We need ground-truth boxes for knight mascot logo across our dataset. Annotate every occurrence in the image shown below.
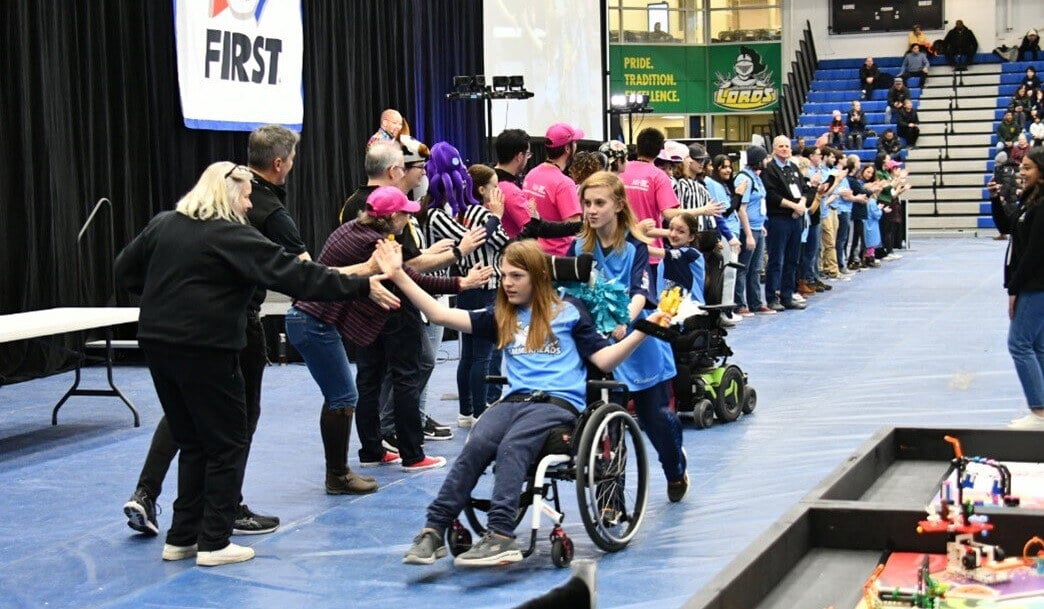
[713,46,778,111]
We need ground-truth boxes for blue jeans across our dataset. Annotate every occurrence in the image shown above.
[765,214,803,304]
[836,211,852,268]
[800,223,821,282]
[284,307,358,410]
[456,288,498,418]
[1008,290,1044,408]
[424,400,575,536]
[735,229,765,309]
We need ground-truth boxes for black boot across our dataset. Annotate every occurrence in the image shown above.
[320,406,378,495]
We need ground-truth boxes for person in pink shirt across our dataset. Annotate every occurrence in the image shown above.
[522,123,584,254]
[492,129,533,238]
[618,128,681,264]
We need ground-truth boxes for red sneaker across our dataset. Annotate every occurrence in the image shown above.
[401,456,447,472]
[360,451,402,467]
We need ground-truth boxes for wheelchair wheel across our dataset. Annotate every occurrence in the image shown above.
[575,404,648,553]
[550,527,573,568]
[463,497,529,538]
[447,521,473,556]
[741,385,757,415]
[693,398,715,429]
[713,365,744,422]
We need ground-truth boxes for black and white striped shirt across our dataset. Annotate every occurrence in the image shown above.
[426,204,509,289]
[672,176,718,231]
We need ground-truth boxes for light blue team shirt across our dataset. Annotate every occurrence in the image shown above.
[570,232,676,391]
[468,298,610,411]
[704,177,741,238]
[834,176,853,214]
[733,170,766,231]
[657,246,705,304]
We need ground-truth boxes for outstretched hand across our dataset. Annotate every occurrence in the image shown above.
[373,239,403,277]
[487,186,504,218]
[368,275,400,310]
[458,227,488,256]
[461,263,493,289]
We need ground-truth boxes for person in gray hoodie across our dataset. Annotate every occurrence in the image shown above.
[899,44,930,89]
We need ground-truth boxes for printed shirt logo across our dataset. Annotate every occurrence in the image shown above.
[211,0,268,21]
[507,324,562,356]
[713,45,778,111]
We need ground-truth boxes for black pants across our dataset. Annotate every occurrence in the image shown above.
[136,318,265,504]
[141,340,250,551]
[898,124,920,147]
[355,308,427,465]
[900,70,927,89]
[849,217,866,263]
[947,44,977,67]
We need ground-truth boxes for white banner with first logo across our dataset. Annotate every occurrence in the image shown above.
[174,0,303,131]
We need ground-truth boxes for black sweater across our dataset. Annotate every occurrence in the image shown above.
[991,191,1044,295]
[115,211,370,350]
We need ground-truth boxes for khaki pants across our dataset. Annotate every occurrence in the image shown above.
[819,209,839,276]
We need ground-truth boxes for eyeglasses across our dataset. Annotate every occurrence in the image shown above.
[224,164,250,180]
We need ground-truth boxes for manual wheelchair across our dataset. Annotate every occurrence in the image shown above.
[446,377,649,568]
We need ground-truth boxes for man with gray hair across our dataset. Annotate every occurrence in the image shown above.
[122,124,310,537]
[367,108,404,151]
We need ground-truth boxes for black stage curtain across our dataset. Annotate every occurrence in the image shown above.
[0,0,484,383]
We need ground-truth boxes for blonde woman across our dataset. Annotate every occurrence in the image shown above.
[115,162,396,566]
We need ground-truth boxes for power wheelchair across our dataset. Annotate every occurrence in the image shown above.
[445,254,650,568]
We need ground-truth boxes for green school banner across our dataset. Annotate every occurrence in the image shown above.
[609,42,781,114]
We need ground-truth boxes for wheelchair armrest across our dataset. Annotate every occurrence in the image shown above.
[587,379,628,394]
[725,261,746,270]
[485,375,508,385]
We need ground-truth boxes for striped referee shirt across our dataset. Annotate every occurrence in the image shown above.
[426,203,510,289]
[672,176,718,232]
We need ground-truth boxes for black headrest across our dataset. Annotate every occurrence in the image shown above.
[546,253,594,283]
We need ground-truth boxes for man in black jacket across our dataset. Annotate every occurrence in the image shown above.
[859,56,894,100]
[944,20,979,68]
[886,78,911,123]
[123,125,310,538]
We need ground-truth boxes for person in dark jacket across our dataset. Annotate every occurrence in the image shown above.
[1021,66,1041,94]
[997,110,1021,150]
[846,100,868,149]
[858,56,893,100]
[885,77,910,123]
[1019,29,1040,62]
[989,147,1044,429]
[943,19,978,68]
[877,129,904,158]
[896,99,921,148]
[115,162,399,566]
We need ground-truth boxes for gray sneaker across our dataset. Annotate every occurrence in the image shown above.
[453,531,523,567]
[403,530,447,565]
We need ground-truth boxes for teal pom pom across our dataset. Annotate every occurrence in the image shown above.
[559,279,631,334]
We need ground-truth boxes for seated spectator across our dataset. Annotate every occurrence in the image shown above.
[943,20,978,68]
[900,44,930,89]
[1010,133,1031,165]
[393,240,669,568]
[1019,29,1040,62]
[886,77,910,123]
[1030,112,1044,147]
[829,110,846,150]
[896,99,921,149]
[1033,89,1044,122]
[847,100,868,149]
[908,25,935,56]
[877,129,904,158]
[997,110,1021,150]
[1011,85,1033,130]
[1021,66,1041,94]
[859,56,893,100]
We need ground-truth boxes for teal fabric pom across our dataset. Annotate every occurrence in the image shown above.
[559,279,631,334]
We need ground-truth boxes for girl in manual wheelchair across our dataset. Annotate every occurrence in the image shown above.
[373,238,669,568]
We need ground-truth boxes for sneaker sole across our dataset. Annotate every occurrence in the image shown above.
[162,548,197,561]
[454,550,523,567]
[403,546,448,565]
[401,460,447,472]
[423,433,454,441]
[232,525,279,535]
[359,457,402,467]
[196,548,256,567]
[124,502,159,536]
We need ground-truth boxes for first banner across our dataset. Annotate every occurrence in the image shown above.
[175,0,303,131]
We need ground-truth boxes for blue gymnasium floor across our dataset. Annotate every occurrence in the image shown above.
[0,237,1029,609]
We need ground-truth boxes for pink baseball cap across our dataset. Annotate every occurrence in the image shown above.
[657,141,689,163]
[366,186,420,216]
[885,159,903,170]
[545,123,585,148]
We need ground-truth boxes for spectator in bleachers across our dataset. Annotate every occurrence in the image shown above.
[1011,133,1032,165]
[1032,89,1044,123]
[1021,66,1041,94]
[1031,112,1044,147]
[859,57,893,101]
[896,99,921,149]
[908,25,935,56]
[998,110,1021,150]
[828,110,846,150]
[847,101,868,149]
[943,20,978,69]
[1011,85,1033,130]
[899,44,930,89]
[886,77,910,123]
[877,128,904,158]
[1019,31,1040,63]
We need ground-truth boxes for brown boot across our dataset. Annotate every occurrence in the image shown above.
[796,280,816,296]
[320,406,378,494]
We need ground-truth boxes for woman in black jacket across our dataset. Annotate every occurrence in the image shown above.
[115,162,398,566]
[989,147,1044,429]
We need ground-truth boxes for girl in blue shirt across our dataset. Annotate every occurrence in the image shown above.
[381,239,669,567]
[570,171,688,501]
[656,212,706,304]
[733,145,768,313]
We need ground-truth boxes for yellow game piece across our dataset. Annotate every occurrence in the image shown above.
[387,234,395,241]
[657,286,682,326]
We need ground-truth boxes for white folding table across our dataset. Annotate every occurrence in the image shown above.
[0,307,141,426]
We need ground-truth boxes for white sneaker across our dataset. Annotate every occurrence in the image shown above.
[1008,413,1044,429]
[162,543,197,561]
[890,253,903,259]
[196,543,255,566]
[457,414,476,428]
[791,294,806,303]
